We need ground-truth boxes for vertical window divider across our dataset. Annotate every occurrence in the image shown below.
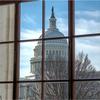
[68,0,75,100]
[13,2,20,100]
[41,0,45,100]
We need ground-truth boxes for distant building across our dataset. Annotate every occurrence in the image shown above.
[30,6,68,80]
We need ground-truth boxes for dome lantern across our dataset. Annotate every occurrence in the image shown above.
[49,6,57,29]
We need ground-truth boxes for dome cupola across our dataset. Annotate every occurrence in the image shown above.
[49,6,57,29]
[38,6,66,44]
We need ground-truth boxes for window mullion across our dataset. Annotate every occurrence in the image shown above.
[13,2,20,100]
[68,0,75,100]
[41,0,45,100]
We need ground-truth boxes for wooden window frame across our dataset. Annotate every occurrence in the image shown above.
[0,0,100,100]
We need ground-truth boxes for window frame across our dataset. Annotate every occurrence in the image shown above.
[0,0,100,100]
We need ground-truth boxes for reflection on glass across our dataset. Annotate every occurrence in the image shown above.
[19,82,41,100]
[75,1,100,35]
[0,4,15,42]
[0,84,13,100]
[75,37,100,79]
[44,82,68,100]
[0,43,14,81]
[75,81,100,99]
[20,41,42,80]
[45,0,68,38]
[20,1,42,40]
[45,39,68,80]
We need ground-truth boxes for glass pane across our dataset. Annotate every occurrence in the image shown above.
[75,36,100,79]
[44,82,68,100]
[75,81,100,99]
[44,39,68,80]
[0,43,14,81]
[0,83,13,100]
[45,0,68,38]
[75,1,100,35]
[20,41,42,80]
[20,1,42,40]
[0,4,15,42]
[19,82,41,100]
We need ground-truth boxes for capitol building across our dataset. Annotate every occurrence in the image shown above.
[30,6,68,79]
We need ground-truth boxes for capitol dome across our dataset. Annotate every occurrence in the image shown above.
[45,29,64,38]
[39,28,65,39]
[38,6,66,44]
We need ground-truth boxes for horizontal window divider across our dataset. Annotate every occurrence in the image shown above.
[74,78,100,81]
[0,80,69,84]
[0,33,100,44]
[74,33,100,38]
[0,37,68,44]
[0,81,14,84]
[0,78,100,84]
[18,80,69,83]
[0,41,15,44]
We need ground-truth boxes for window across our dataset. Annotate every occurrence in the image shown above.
[46,50,48,55]
[0,0,100,100]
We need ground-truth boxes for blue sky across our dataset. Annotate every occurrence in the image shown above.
[20,0,100,78]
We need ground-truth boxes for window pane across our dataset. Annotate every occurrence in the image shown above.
[20,1,42,40]
[75,81,100,99]
[75,36,100,79]
[20,41,42,80]
[0,43,14,81]
[44,39,68,80]
[75,1,100,35]
[45,0,68,38]
[0,83,13,100]
[0,4,15,42]
[19,82,41,100]
[44,82,68,100]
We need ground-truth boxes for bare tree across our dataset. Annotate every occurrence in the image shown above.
[75,52,96,79]
[24,52,100,100]
[44,55,68,100]
[75,52,100,100]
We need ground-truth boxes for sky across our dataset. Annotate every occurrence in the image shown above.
[20,0,100,78]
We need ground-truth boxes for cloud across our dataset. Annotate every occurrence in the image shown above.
[20,29,41,78]
[75,10,100,34]
[21,29,41,40]
[57,18,68,36]
[57,16,100,36]
[76,39,100,53]
[76,38,100,70]
[75,15,100,70]
[75,18,100,34]
[76,10,100,18]
[23,15,36,24]
[20,42,38,78]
